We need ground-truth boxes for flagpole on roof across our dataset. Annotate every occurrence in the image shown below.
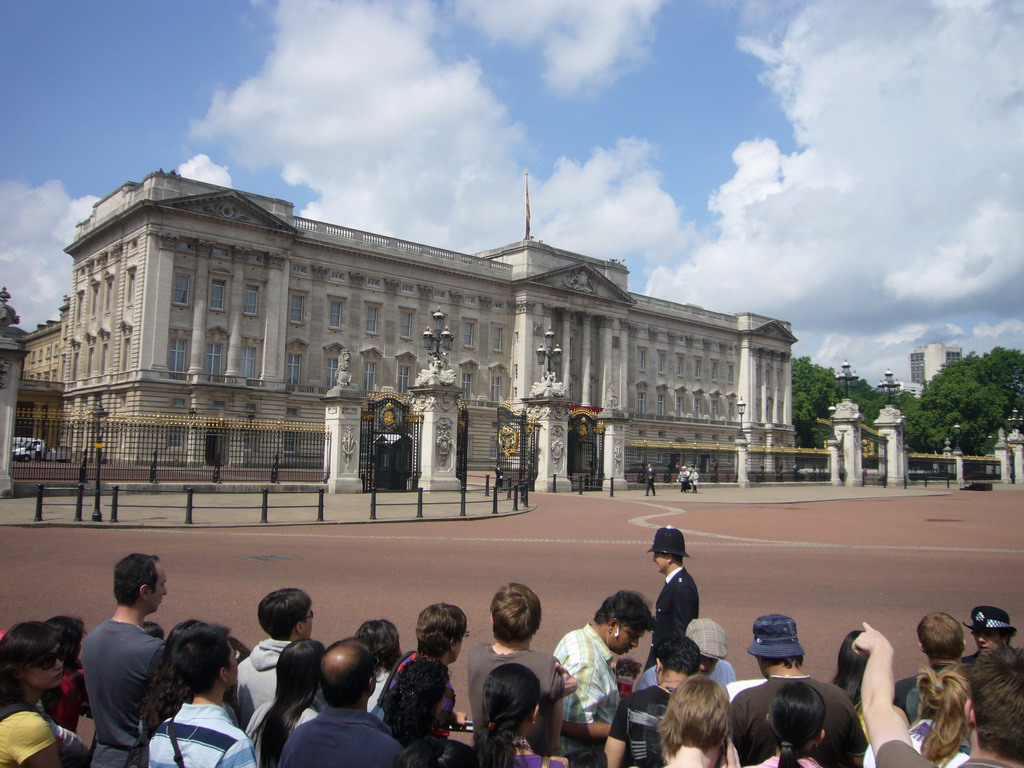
[524,171,532,241]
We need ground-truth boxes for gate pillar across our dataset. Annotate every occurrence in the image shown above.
[0,289,24,498]
[1007,429,1024,484]
[322,390,365,494]
[832,398,863,487]
[735,434,750,488]
[524,396,570,492]
[0,341,25,499]
[598,412,629,486]
[410,385,462,491]
[874,405,907,486]
[827,437,841,486]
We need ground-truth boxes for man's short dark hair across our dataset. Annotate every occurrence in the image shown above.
[416,604,467,658]
[257,588,312,640]
[593,591,656,633]
[113,553,160,607]
[969,646,1024,762]
[657,635,702,675]
[170,622,231,696]
[321,639,375,708]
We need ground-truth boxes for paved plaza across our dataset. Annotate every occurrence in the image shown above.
[1,480,1021,747]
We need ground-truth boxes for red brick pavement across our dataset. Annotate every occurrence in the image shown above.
[2,487,1021,742]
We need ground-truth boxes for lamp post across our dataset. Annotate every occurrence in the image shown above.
[535,328,562,374]
[953,423,961,453]
[737,398,746,441]
[91,404,108,522]
[835,360,859,399]
[1010,408,1022,434]
[422,306,453,364]
[877,369,900,405]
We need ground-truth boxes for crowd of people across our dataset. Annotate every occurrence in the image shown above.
[0,539,1020,768]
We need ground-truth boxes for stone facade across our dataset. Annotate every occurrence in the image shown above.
[61,171,797,465]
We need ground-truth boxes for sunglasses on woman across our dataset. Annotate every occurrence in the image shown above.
[31,652,61,670]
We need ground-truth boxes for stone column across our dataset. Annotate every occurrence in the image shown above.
[598,410,629,486]
[261,255,287,383]
[827,437,842,486]
[764,425,775,472]
[875,406,907,486]
[225,264,245,376]
[524,396,570,492]
[141,236,176,371]
[832,399,863,487]
[410,385,462,491]
[581,313,593,406]
[735,434,750,488]
[599,317,613,408]
[0,338,26,498]
[954,449,964,485]
[187,251,210,374]
[512,300,537,402]
[322,389,364,493]
[1008,430,1024,484]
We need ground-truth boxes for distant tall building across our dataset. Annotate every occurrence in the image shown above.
[909,342,962,385]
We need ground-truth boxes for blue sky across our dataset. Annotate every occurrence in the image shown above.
[2,0,1022,386]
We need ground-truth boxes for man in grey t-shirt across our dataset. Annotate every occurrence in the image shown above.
[83,553,167,768]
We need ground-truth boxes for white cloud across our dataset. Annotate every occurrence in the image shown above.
[532,138,697,265]
[192,0,685,258]
[0,180,97,329]
[646,0,1024,374]
[194,0,527,249]
[452,0,666,95]
[177,154,232,187]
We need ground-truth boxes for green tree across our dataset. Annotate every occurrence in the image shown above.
[905,348,1024,455]
[791,357,836,447]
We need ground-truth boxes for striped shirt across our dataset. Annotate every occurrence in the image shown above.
[149,704,257,768]
[554,623,619,755]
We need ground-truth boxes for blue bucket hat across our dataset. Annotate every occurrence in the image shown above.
[747,614,805,658]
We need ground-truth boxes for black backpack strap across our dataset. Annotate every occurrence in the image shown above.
[0,702,36,723]
[377,650,417,711]
[167,717,186,768]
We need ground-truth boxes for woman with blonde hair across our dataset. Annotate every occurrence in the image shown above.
[658,675,736,768]
[909,665,970,768]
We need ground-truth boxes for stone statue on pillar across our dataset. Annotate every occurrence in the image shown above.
[325,345,353,395]
[530,370,566,398]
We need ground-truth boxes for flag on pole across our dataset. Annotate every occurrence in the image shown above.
[524,171,531,240]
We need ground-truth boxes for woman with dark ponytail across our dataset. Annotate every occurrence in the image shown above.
[476,664,568,768]
[751,682,827,768]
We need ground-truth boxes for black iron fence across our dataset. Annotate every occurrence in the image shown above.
[907,454,956,484]
[11,410,329,485]
[746,447,831,483]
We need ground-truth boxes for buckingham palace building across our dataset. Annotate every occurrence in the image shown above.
[60,170,797,466]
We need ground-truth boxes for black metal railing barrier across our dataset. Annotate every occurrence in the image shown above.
[370,484,529,520]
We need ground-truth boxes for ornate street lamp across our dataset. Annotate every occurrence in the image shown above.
[536,328,562,374]
[737,398,747,441]
[835,360,859,398]
[1010,408,1022,434]
[91,403,109,522]
[953,423,961,453]
[877,369,900,405]
[422,306,453,364]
